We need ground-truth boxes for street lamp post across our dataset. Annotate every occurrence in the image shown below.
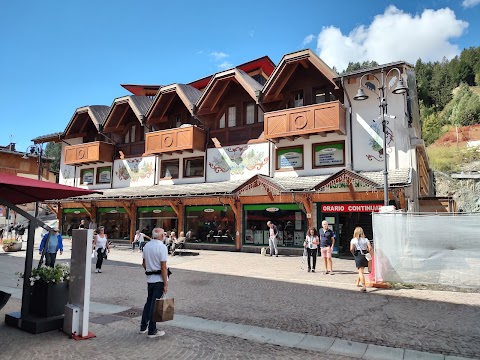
[353,68,408,206]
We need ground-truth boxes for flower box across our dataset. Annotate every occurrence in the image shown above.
[29,281,69,317]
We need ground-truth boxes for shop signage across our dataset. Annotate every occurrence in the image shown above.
[110,209,118,213]
[277,147,302,169]
[153,209,162,213]
[204,208,215,213]
[321,203,382,212]
[266,207,279,212]
[74,211,80,214]
[98,167,111,183]
[314,143,344,167]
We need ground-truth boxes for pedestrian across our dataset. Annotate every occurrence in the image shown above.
[350,226,372,292]
[139,227,168,338]
[267,221,279,257]
[78,219,86,229]
[132,229,151,252]
[319,220,335,275]
[170,231,186,255]
[0,227,3,240]
[304,227,319,272]
[17,224,26,241]
[39,228,63,267]
[93,226,110,273]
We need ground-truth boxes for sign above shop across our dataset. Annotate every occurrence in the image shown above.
[266,207,279,212]
[74,211,80,214]
[153,209,162,213]
[110,209,118,214]
[204,208,215,213]
[321,203,382,213]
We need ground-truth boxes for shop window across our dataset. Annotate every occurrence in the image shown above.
[96,166,112,184]
[161,159,179,179]
[313,141,345,168]
[243,204,306,247]
[245,102,255,124]
[137,207,178,236]
[184,157,204,177]
[97,207,130,240]
[276,146,303,170]
[80,168,94,185]
[62,208,88,236]
[185,206,235,244]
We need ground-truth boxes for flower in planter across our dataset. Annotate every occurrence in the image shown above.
[2,238,22,251]
[18,263,70,286]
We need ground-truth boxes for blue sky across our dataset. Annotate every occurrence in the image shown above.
[1,0,479,153]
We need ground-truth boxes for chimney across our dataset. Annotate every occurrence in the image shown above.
[8,143,16,151]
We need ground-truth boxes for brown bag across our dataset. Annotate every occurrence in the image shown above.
[153,297,174,322]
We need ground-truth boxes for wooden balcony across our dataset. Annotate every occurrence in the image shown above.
[264,101,346,141]
[64,141,115,166]
[144,125,206,155]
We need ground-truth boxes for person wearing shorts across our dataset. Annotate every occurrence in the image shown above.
[319,220,335,275]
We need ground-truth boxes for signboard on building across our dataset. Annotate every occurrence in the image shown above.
[277,147,303,169]
[314,142,344,167]
[321,203,383,213]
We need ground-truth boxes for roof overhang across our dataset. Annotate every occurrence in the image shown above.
[63,105,110,140]
[103,96,152,133]
[145,84,201,125]
[262,49,339,103]
[314,169,380,192]
[121,84,161,96]
[196,69,262,116]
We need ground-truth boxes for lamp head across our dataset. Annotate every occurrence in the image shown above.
[392,79,408,94]
[353,88,369,101]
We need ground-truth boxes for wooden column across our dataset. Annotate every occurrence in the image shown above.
[223,198,241,251]
[79,202,93,220]
[300,195,313,229]
[121,201,136,243]
[167,200,184,235]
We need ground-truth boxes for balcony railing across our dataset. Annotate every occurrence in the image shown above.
[64,141,115,166]
[144,125,206,155]
[264,101,346,141]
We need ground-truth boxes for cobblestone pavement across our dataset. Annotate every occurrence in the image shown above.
[1,241,480,359]
[0,298,355,360]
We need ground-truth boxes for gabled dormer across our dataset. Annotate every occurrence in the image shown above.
[143,83,205,155]
[102,95,153,158]
[63,105,114,166]
[262,49,346,141]
[196,68,265,146]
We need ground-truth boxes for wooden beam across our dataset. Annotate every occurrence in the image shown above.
[79,203,92,218]
[167,200,184,235]
[209,80,229,112]
[348,183,356,201]
[222,198,241,250]
[46,204,58,217]
[271,63,298,99]
[285,136,295,141]
[115,106,130,130]
[319,132,327,137]
[299,134,310,140]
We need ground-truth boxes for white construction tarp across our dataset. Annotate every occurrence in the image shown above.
[372,212,480,288]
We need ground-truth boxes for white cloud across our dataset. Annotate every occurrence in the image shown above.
[302,34,315,46]
[462,0,480,8]
[218,61,233,70]
[210,51,229,61]
[315,6,468,71]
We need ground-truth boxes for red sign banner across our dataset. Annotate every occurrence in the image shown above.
[321,204,382,213]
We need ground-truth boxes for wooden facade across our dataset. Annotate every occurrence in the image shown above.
[264,101,347,140]
[144,125,206,155]
[64,141,115,166]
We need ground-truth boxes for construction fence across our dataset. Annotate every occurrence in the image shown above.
[372,212,480,288]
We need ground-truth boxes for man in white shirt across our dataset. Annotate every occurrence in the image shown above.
[139,228,169,338]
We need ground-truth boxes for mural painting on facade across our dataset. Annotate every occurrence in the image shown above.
[115,158,155,183]
[209,145,268,175]
[61,165,75,186]
[366,122,394,162]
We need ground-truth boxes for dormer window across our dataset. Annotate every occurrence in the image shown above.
[219,113,226,129]
[245,103,255,124]
[228,106,236,127]
[293,91,304,108]
[175,115,182,128]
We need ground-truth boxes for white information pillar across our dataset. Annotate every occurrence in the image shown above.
[64,229,93,337]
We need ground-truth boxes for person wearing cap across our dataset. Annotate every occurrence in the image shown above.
[39,228,64,267]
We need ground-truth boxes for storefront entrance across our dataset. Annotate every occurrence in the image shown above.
[185,205,235,245]
[318,202,382,257]
[243,204,307,248]
[97,208,130,241]
[62,208,87,236]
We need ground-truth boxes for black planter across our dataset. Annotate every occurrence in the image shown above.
[30,281,69,318]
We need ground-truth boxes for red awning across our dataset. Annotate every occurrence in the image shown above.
[0,173,101,205]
